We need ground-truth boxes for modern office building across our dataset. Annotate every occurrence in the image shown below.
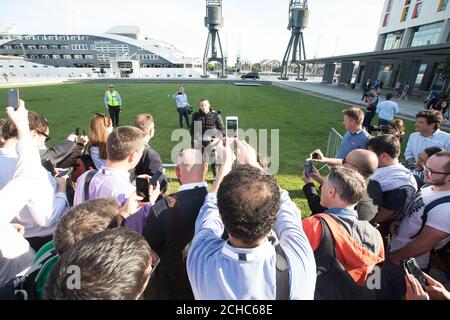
[0,25,202,79]
[303,0,450,93]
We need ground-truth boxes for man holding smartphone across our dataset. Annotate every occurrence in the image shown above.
[172,86,190,128]
[190,99,225,177]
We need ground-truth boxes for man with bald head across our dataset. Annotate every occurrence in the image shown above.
[142,148,208,300]
[302,148,383,221]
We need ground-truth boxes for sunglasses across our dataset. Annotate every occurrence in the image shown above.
[34,129,51,142]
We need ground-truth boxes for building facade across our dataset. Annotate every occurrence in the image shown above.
[0,26,202,76]
[303,0,450,94]
[373,0,450,91]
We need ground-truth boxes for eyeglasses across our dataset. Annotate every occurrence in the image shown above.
[34,129,51,142]
[423,164,450,176]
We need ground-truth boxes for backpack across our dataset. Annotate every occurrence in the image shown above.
[314,217,376,300]
[71,154,96,183]
[409,195,450,239]
[0,248,58,300]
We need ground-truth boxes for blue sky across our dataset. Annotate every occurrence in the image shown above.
[0,0,385,63]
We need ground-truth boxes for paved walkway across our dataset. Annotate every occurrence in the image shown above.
[274,81,450,130]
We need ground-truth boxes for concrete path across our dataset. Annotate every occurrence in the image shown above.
[273,81,449,130]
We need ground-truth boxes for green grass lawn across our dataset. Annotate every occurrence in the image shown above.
[0,82,417,216]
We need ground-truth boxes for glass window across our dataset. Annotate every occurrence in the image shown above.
[39,45,47,50]
[383,32,403,50]
[85,55,94,59]
[383,13,390,26]
[74,54,83,59]
[63,54,72,59]
[52,55,61,59]
[410,22,443,47]
[412,1,422,18]
[438,0,448,12]
[61,45,70,50]
[401,6,410,22]
[414,64,428,89]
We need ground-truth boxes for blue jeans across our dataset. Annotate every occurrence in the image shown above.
[177,107,190,128]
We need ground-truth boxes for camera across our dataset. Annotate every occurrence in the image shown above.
[371,125,389,134]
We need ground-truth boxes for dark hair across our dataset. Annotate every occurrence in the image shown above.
[416,109,443,130]
[45,228,152,300]
[1,111,48,140]
[342,107,364,125]
[367,134,401,159]
[217,165,280,245]
[327,166,367,205]
[53,199,122,255]
[106,126,144,161]
[423,146,444,158]
[386,93,393,100]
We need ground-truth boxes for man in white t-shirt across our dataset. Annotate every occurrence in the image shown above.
[380,151,450,299]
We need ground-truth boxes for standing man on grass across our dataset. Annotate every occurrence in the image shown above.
[104,84,122,127]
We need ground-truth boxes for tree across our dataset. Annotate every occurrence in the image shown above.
[437,56,450,93]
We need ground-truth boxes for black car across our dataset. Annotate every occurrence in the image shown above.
[240,72,260,80]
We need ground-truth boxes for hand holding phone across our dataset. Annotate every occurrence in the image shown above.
[136,177,150,203]
[404,258,427,289]
[226,116,239,139]
[304,159,314,179]
[56,168,72,178]
[7,88,20,111]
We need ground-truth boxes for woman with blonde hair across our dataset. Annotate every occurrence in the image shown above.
[88,113,113,169]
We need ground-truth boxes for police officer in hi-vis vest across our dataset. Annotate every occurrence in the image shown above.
[104,84,122,127]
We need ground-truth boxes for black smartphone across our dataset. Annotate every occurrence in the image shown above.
[404,258,427,289]
[82,129,86,136]
[75,127,80,136]
[150,171,163,186]
[311,152,320,160]
[56,168,72,178]
[7,88,20,110]
[136,177,150,202]
[42,159,57,176]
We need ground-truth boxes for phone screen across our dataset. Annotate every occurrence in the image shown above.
[404,258,427,288]
[75,128,80,136]
[136,177,150,202]
[226,119,238,138]
[304,160,314,179]
[56,168,71,178]
[7,88,19,110]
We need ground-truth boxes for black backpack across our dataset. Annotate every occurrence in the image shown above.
[0,248,57,300]
[314,217,376,300]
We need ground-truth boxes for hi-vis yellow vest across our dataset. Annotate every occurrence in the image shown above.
[106,91,120,107]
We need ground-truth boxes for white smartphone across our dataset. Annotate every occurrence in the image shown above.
[225,116,238,139]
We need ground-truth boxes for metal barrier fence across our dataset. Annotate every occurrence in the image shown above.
[325,128,343,159]
[162,163,177,194]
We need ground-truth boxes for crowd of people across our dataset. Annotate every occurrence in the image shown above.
[0,83,449,301]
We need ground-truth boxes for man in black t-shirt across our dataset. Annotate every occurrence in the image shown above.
[132,114,167,192]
